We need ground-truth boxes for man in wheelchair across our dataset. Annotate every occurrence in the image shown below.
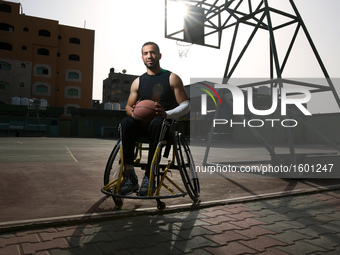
[120,42,190,195]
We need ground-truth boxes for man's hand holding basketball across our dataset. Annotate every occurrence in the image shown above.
[155,102,167,119]
[130,101,140,118]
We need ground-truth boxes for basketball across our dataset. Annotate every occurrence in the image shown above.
[133,100,157,122]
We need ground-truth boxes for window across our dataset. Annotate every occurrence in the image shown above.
[0,81,10,90]
[23,27,29,32]
[69,37,80,44]
[111,89,121,95]
[33,82,51,96]
[69,54,80,61]
[0,4,11,13]
[58,35,62,40]
[66,69,82,82]
[20,82,25,87]
[37,48,49,56]
[65,86,81,98]
[67,106,77,114]
[34,64,51,78]
[37,66,49,75]
[0,61,11,70]
[21,45,27,50]
[0,42,12,51]
[0,23,14,32]
[67,88,79,96]
[38,29,51,37]
[36,85,48,93]
[21,63,26,68]
[68,72,79,79]
[84,119,90,127]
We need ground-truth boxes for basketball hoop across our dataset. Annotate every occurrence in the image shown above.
[176,41,193,58]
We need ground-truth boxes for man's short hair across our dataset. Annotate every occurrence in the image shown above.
[141,42,160,54]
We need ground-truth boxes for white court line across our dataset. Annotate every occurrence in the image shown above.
[65,146,78,162]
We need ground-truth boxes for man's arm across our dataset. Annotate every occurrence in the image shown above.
[164,73,190,119]
[125,77,139,117]
[170,73,189,104]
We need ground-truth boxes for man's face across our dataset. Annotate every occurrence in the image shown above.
[141,44,162,70]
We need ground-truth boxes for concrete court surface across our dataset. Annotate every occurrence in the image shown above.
[0,137,340,230]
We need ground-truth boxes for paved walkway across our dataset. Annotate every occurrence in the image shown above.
[1,189,340,255]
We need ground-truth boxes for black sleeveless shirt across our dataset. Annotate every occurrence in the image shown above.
[138,69,178,111]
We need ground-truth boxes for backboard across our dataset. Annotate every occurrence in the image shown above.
[165,0,232,49]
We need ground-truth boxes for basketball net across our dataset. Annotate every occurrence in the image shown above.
[176,41,193,58]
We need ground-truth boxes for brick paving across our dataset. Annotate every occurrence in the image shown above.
[1,190,340,255]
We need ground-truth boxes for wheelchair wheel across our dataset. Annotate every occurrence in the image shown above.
[103,140,123,197]
[175,133,200,202]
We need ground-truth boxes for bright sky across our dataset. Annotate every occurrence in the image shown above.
[8,0,340,113]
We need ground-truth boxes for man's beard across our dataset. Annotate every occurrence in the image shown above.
[144,59,160,70]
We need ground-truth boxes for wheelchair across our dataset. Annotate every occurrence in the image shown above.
[101,119,200,210]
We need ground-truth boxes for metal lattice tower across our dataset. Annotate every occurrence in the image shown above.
[223,0,340,107]
[165,0,340,168]
[166,0,340,108]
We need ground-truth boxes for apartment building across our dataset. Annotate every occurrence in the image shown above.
[102,68,138,109]
[0,0,95,117]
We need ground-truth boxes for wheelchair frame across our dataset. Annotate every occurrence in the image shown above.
[101,119,200,210]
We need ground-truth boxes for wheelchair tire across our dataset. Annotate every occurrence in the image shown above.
[175,133,200,201]
[104,140,122,188]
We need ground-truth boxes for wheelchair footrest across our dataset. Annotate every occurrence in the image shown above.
[101,188,187,200]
